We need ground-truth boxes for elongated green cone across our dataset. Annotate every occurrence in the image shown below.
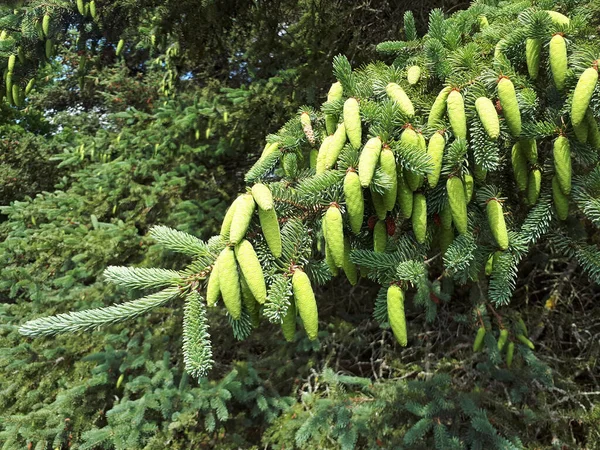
[323,204,344,267]
[473,327,486,352]
[447,176,468,234]
[512,142,528,192]
[428,86,451,127]
[217,247,242,320]
[387,285,407,346]
[396,170,413,219]
[386,82,415,117]
[344,97,362,148]
[324,123,347,170]
[475,97,500,139]
[527,169,541,206]
[258,208,282,257]
[497,77,521,137]
[446,89,467,140]
[325,81,344,134]
[281,297,296,342]
[358,137,382,187]
[553,136,571,195]
[427,132,445,188]
[407,66,421,85]
[571,67,598,127]
[526,38,541,80]
[251,183,273,211]
[412,193,427,244]
[234,240,267,304]
[552,176,569,220]
[380,147,397,211]
[487,199,509,250]
[342,237,358,285]
[344,170,364,234]
[229,194,256,244]
[374,220,387,252]
[549,34,567,91]
[293,269,318,340]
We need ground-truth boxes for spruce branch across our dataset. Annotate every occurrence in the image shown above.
[104,266,184,290]
[19,287,181,337]
[149,225,210,256]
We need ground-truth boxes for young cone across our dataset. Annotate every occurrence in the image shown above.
[385,82,415,117]
[497,77,521,136]
[396,170,413,219]
[343,98,362,148]
[446,89,467,140]
[234,240,267,304]
[387,285,407,346]
[526,38,541,80]
[487,199,509,250]
[258,208,282,257]
[549,34,567,91]
[447,176,468,234]
[292,269,318,340]
[428,86,451,127]
[475,97,500,139]
[344,170,364,234]
[553,136,571,195]
[380,147,398,211]
[217,247,242,320]
[358,136,382,187]
[374,220,387,252]
[229,193,256,244]
[323,204,345,267]
[427,132,445,187]
[571,67,598,127]
[412,193,427,244]
[251,183,274,211]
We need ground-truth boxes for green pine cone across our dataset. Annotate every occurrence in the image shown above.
[234,240,267,304]
[407,65,421,85]
[527,169,541,206]
[573,120,589,144]
[498,329,509,351]
[487,199,509,250]
[511,142,528,192]
[76,0,86,15]
[217,247,242,320]
[42,14,51,36]
[498,77,521,137]
[7,54,15,73]
[463,172,474,204]
[549,34,567,91]
[385,82,415,117]
[325,83,342,134]
[229,193,255,244]
[309,148,318,169]
[301,112,315,146]
[281,297,296,342]
[485,253,494,276]
[404,131,426,191]
[342,237,358,285]
[473,327,486,352]
[387,285,407,346]
[412,193,427,244]
[440,200,453,230]
[343,97,362,148]
[371,190,387,220]
[344,170,364,234]
[260,141,279,160]
[427,132,445,188]
[324,204,345,267]
[526,38,541,80]
[240,274,260,328]
[587,109,600,149]
[447,176,468,234]
[206,259,221,307]
[316,135,333,175]
[251,183,274,211]
[552,176,569,220]
[506,342,515,368]
[547,10,570,25]
[116,39,125,57]
[258,207,282,257]
[428,86,451,127]
[396,170,413,219]
[292,269,318,340]
[516,334,535,350]
[90,0,97,19]
[380,147,398,211]
[324,123,347,170]
[521,139,538,164]
[475,97,500,140]
[553,136,571,195]
[446,89,467,140]
[571,67,598,127]
[358,136,382,187]
[325,242,339,276]
[439,226,454,255]
[374,220,387,253]
[478,15,489,29]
